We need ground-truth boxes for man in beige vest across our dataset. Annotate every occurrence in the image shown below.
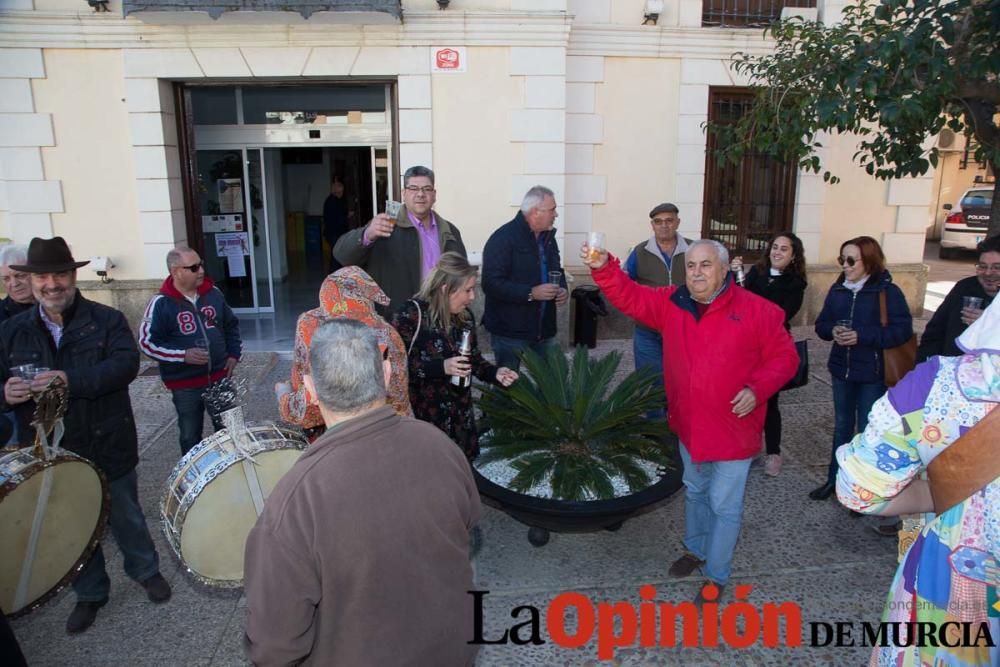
[623,203,690,419]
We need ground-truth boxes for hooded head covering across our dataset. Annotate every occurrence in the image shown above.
[319,266,390,318]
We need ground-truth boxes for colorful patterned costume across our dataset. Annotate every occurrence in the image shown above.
[836,300,999,667]
[278,268,412,431]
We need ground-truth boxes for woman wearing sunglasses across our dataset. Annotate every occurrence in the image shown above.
[810,236,913,502]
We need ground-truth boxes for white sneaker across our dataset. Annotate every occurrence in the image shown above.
[764,454,782,477]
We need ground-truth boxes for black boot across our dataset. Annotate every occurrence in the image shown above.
[808,481,836,500]
[66,599,108,634]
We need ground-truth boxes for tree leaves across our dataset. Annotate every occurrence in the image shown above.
[708,0,1000,198]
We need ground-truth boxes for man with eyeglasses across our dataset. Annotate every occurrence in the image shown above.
[0,236,171,633]
[482,185,568,371]
[623,203,691,419]
[917,235,999,361]
[139,246,242,455]
[334,165,466,315]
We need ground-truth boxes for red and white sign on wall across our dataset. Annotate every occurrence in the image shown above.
[432,47,467,73]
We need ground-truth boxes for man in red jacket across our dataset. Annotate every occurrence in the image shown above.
[583,239,797,599]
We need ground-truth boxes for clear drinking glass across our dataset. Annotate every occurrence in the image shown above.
[835,319,853,331]
[586,232,606,263]
[11,364,37,381]
[548,270,563,285]
[962,296,984,310]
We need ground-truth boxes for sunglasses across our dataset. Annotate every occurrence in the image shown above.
[182,262,204,273]
[836,256,859,267]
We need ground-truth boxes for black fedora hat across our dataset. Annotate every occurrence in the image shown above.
[10,237,90,273]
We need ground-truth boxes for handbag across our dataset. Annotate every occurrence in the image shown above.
[782,339,809,390]
[879,290,917,387]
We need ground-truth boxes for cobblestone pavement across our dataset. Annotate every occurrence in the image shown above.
[10,305,941,665]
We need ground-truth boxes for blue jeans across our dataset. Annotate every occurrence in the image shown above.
[679,443,752,586]
[826,378,886,485]
[489,334,559,373]
[72,469,160,602]
[172,387,224,455]
[633,326,665,419]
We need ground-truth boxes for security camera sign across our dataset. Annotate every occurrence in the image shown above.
[432,47,466,73]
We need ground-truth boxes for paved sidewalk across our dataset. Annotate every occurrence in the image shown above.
[10,318,927,665]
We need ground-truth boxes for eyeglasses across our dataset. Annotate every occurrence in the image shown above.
[651,217,678,226]
[181,262,204,273]
[404,185,435,195]
[976,263,1000,272]
[836,256,859,267]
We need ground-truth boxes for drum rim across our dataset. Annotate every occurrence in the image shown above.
[160,421,307,588]
[0,449,110,619]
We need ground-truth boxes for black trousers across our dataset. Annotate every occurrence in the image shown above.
[763,392,782,456]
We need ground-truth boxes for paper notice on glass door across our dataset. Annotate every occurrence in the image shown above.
[226,252,246,277]
[215,232,249,278]
[218,179,243,214]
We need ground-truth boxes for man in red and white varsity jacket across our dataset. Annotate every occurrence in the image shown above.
[139,246,242,455]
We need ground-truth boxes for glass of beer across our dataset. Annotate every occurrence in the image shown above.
[587,232,606,263]
[385,200,402,229]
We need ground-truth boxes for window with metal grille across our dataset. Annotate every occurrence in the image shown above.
[702,88,798,259]
[702,0,815,27]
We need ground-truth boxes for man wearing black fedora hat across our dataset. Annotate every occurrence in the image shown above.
[0,236,170,634]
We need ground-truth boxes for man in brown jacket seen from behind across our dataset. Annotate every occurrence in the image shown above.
[243,319,481,666]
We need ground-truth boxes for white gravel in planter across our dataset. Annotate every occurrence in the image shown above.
[474,448,664,500]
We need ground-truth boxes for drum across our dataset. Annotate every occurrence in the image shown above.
[162,423,307,587]
[0,448,109,617]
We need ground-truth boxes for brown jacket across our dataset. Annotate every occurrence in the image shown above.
[243,406,482,666]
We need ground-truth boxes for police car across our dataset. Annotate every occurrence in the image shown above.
[940,185,994,259]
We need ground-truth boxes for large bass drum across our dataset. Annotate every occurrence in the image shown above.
[162,423,307,587]
[0,448,109,617]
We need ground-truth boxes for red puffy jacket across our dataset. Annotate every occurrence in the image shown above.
[593,256,798,463]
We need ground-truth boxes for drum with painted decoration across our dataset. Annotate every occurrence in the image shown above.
[161,423,307,587]
[0,448,109,617]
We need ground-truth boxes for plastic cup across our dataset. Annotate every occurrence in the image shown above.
[385,200,402,226]
[962,296,984,310]
[548,270,562,285]
[11,364,36,381]
[835,319,853,331]
[587,231,606,263]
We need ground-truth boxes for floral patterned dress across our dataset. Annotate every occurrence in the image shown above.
[836,352,999,667]
[391,299,500,460]
[278,268,412,434]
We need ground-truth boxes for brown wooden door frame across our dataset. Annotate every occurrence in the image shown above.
[702,87,798,259]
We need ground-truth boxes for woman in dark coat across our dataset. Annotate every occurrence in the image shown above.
[810,235,913,501]
[391,252,518,460]
[733,232,808,477]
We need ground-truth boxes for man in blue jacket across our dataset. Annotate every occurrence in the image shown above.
[139,246,242,455]
[482,185,568,371]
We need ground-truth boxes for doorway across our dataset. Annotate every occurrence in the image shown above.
[179,81,396,349]
[190,145,390,328]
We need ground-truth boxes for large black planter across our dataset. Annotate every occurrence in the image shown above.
[472,450,683,546]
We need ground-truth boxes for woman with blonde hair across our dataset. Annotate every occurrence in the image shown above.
[392,252,518,460]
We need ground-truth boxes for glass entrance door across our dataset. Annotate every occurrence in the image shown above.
[194,148,275,312]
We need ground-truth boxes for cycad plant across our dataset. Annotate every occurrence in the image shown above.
[477,345,672,501]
